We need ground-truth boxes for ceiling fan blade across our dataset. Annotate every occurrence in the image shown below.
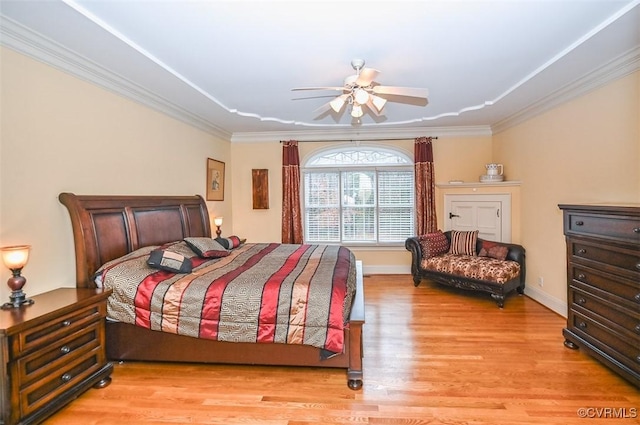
[313,101,333,114]
[356,68,380,86]
[372,86,429,99]
[292,87,345,92]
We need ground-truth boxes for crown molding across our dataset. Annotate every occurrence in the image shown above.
[492,46,640,134]
[230,125,493,143]
[0,16,232,141]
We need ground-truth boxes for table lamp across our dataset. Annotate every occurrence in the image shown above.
[213,217,223,237]
[1,245,35,309]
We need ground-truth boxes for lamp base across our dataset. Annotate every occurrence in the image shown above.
[1,289,35,309]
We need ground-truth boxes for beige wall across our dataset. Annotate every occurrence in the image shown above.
[0,47,231,301]
[493,70,640,314]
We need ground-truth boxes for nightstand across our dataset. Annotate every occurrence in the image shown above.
[0,288,113,425]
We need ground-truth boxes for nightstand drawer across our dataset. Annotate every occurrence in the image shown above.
[19,346,104,418]
[11,302,105,358]
[16,321,103,387]
[565,211,640,244]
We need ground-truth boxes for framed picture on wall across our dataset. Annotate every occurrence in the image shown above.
[206,158,225,201]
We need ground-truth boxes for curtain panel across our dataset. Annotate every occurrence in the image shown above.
[281,140,303,244]
[415,136,437,235]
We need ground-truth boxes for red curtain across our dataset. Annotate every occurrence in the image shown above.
[281,140,303,244]
[415,136,437,235]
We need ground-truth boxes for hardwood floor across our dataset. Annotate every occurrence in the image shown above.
[46,275,639,425]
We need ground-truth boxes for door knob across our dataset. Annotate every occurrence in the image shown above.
[449,212,460,219]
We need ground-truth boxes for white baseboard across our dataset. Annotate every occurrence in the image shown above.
[524,285,567,318]
[362,265,411,275]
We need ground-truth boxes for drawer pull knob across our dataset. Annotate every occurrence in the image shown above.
[61,373,72,383]
[635,263,640,271]
[60,345,71,354]
[635,293,640,302]
[637,356,640,364]
[577,249,587,254]
[578,322,587,329]
[635,324,640,333]
[61,320,71,327]
[578,298,586,305]
[575,220,584,226]
[577,274,586,281]
[634,227,640,234]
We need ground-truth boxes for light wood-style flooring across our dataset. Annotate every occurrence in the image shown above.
[46,275,639,424]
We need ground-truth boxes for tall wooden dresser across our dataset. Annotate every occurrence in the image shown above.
[559,204,640,388]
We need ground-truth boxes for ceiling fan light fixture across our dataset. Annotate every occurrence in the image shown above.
[351,104,364,118]
[353,88,370,105]
[370,94,387,112]
[329,96,346,113]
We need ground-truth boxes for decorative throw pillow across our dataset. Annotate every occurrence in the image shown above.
[448,230,479,256]
[147,249,193,273]
[215,235,245,250]
[418,231,450,259]
[478,240,509,261]
[183,237,230,258]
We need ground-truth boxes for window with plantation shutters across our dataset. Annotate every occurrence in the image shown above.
[303,147,414,245]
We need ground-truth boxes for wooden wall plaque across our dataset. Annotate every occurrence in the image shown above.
[252,169,269,209]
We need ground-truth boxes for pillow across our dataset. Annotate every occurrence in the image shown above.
[418,231,450,259]
[478,240,509,261]
[448,230,479,256]
[147,249,193,273]
[184,237,230,258]
[215,235,245,250]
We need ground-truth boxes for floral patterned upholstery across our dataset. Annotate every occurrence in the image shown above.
[421,253,521,284]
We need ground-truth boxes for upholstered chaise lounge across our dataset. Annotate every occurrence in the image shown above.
[405,230,526,307]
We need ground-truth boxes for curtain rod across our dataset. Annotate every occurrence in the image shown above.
[280,136,438,143]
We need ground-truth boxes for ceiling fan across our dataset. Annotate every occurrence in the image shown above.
[292,59,429,119]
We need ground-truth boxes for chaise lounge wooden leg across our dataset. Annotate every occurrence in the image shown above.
[491,293,505,308]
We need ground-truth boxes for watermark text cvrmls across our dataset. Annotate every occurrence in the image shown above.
[577,407,637,419]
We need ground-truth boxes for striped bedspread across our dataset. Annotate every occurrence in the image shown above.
[95,242,357,354]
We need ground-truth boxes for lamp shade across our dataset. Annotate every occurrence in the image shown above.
[0,245,30,270]
[351,104,364,118]
[213,217,223,227]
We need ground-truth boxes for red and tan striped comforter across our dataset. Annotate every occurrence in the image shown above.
[95,242,357,354]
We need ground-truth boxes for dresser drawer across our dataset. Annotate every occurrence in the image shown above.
[15,321,103,387]
[565,211,640,244]
[570,264,640,307]
[570,239,640,278]
[570,287,640,340]
[569,311,640,374]
[10,302,105,359]
[18,346,105,418]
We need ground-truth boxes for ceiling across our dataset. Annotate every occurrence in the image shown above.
[1,0,639,142]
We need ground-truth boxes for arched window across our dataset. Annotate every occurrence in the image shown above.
[303,146,414,245]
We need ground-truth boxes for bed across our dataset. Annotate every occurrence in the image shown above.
[58,192,364,389]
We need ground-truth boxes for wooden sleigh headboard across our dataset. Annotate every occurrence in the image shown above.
[59,193,211,288]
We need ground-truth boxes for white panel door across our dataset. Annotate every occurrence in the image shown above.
[444,194,512,242]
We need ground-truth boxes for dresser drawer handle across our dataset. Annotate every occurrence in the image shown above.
[577,298,586,305]
[61,320,72,327]
[637,356,640,364]
[634,227,640,234]
[575,220,584,226]
[577,249,587,254]
[60,345,71,354]
[578,322,587,329]
[635,293,640,302]
[635,324,640,333]
[61,373,72,383]
[635,263,640,271]
[577,274,586,281]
